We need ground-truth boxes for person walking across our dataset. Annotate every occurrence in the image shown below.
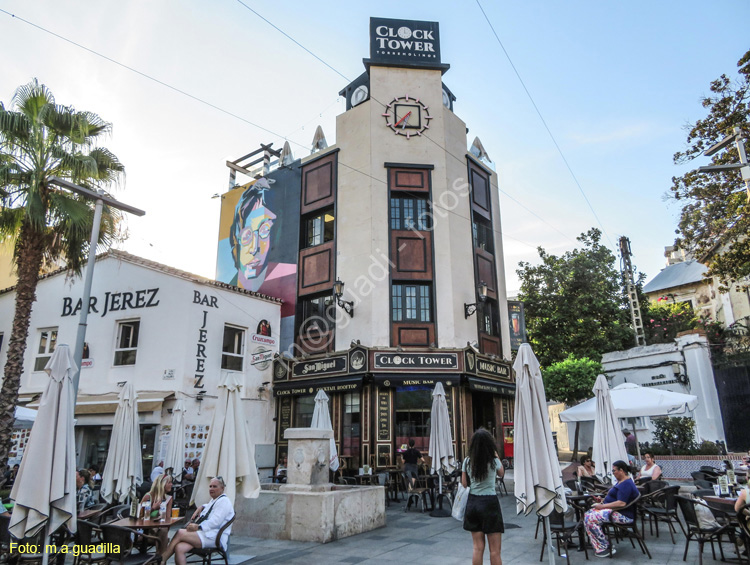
[462,429,504,565]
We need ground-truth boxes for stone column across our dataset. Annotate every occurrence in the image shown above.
[280,427,333,492]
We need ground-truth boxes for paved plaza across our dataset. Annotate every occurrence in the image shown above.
[217,474,735,565]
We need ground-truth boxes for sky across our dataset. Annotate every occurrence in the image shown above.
[1,0,748,295]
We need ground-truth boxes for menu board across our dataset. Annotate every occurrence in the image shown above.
[278,397,292,441]
[184,423,209,461]
[378,389,391,441]
[718,474,730,496]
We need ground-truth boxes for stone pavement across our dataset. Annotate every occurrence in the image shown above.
[216,478,732,564]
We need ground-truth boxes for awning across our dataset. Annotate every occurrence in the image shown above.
[273,375,364,397]
[372,374,460,388]
[16,392,41,406]
[466,376,515,396]
[27,391,174,415]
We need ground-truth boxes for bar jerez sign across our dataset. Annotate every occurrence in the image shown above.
[369,17,441,66]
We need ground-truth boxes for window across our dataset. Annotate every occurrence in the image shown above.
[395,387,431,451]
[390,195,431,231]
[34,328,58,371]
[294,396,315,427]
[299,294,336,333]
[480,302,499,336]
[114,320,140,366]
[221,325,245,371]
[472,217,494,254]
[302,209,335,248]
[342,393,361,466]
[391,284,432,322]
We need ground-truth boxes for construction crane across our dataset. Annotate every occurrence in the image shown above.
[619,236,646,346]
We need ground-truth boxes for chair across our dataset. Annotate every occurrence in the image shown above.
[539,508,588,565]
[99,524,160,565]
[691,471,709,482]
[9,527,48,565]
[401,472,430,513]
[96,504,130,525]
[564,479,580,494]
[186,514,235,565]
[73,520,107,565]
[639,485,684,543]
[676,495,741,565]
[601,493,651,559]
[496,475,508,496]
[0,514,11,562]
[694,479,714,490]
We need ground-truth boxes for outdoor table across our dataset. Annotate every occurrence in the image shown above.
[355,474,374,485]
[78,508,103,520]
[110,516,183,529]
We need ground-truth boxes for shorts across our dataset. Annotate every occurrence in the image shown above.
[463,494,504,533]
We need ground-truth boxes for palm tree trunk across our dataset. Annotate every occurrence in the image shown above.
[0,221,46,468]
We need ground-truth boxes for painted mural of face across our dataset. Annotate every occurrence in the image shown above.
[238,201,276,281]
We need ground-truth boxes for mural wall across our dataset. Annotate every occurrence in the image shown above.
[216,164,302,350]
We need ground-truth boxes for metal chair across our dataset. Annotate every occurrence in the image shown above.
[186,514,236,565]
[639,485,684,543]
[539,508,588,565]
[601,493,651,559]
[643,480,668,494]
[675,495,741,565]
[401,472,430,513]
[73,520,107,565]
[96,504,130,525]
[100,524,160,565]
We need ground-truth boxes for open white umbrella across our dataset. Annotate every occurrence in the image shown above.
[10,344,77,549]
[591,375,628,482]
[514,344,567,565]
[191,372,260,505]
[164,399,186,479]
[311,390,339,471]
[428,382,455,517]
[100,383,143,503]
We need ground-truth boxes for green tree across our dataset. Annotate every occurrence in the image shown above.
[543,354,602,460]
[651,417,696,455]
[517,228,634,368]
[0,80,124,467]
[642,301,698,344]
[671,49,750,290]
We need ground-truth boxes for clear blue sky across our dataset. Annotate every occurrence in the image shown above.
[1,0,748,294]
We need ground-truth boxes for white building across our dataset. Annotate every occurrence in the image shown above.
[0,250,281,476]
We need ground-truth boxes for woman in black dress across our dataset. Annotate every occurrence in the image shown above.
[462,428,504,565]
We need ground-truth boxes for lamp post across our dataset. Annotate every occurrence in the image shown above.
[464,281,488,318]
[333,278,354,317]
[48,177,145,401]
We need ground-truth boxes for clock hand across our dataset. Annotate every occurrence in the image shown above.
[394,111,412,129]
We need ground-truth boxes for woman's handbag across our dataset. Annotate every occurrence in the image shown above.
[452,458,471,522]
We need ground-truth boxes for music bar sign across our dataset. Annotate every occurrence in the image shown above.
[477,359,511,380]
[370,17,441,65]
[292,354,348,378]
[373,352,458,371]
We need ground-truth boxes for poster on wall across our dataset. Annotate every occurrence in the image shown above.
[184,423,209,462]
[508,301,526,351]
[215,167,301,350]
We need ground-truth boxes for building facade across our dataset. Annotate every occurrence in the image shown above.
[216,18,516,471]
[0,251,281,475]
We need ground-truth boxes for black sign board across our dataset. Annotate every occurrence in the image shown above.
[378,389,391,441]
[373,352,458,371]
[467,376,515,396]
[373,374,458,388]
[464,350,512,380]
[508,301,526,351]
[273,375,363,397]
[292,355,348,378]
[369,17,441,67]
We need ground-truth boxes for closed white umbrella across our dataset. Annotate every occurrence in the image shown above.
[100,383,143,503]
[558,382,699,422]
[164,399,187,479]
[10,344,77,547]
[191,372,260,505]
[514,344,567,565]
[428,382,455,517]
[311,390,339,471]
[591,375,629,482]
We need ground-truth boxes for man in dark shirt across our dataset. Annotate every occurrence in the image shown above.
[400,439,423,488]
[583,460,639,558]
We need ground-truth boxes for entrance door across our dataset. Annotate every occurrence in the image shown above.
[472,392,496,438]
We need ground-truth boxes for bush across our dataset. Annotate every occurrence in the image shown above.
[651,417,696,455]
[693,440,721,455]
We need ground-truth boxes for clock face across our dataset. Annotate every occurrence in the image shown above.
[382,95,432,139]
[397,27,411,39]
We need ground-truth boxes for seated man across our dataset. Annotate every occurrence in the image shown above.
[583,460,639,558]
[162,477,234,565]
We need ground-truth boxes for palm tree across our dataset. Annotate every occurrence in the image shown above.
[0,79,124,466]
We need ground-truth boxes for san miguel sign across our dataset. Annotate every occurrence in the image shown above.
[369,17,441,66]
[292,355,348,378]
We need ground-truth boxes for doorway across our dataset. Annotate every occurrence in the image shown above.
[472,392,496,438]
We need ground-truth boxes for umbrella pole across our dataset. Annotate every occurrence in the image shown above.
[41,520,52,565]
[429,470,451,518]
[544,515,556,565]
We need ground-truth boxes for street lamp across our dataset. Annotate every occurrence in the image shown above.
[698,126,750,201]
[464,281,488,318]
[333,278,354,317]
[48,177,145,400]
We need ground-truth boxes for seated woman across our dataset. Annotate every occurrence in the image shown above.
[577,455,596,478]
[637,451,662,482]
[583,461,639,558]
[274,454,288,484]
[140,474,174,550]
[162,477,234,565]
[735,483,750,512]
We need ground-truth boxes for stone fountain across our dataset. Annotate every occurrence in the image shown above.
[233,428,386,542]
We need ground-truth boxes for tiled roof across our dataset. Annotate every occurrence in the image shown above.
[0,249,283,305]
